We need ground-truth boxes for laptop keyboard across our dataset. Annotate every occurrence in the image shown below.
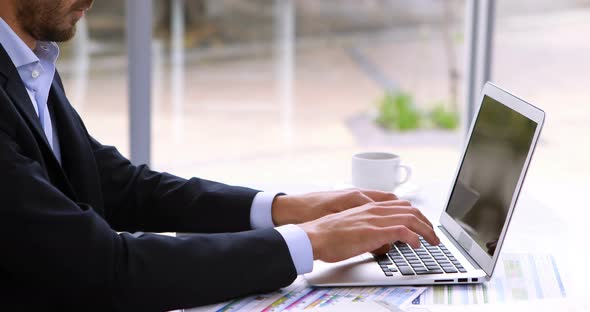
[374,237,467,276]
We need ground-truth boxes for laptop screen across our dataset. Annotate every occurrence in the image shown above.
[445,95,538,257]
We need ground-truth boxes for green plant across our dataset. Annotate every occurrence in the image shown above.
[430,103,460,130]
[375,92,421,131]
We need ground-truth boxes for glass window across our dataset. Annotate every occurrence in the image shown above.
[151,0,469,188]
[493,0,590,193]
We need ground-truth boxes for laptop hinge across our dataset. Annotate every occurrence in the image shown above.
[438,225,486,275]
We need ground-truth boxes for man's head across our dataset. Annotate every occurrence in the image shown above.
[15,0,94,43]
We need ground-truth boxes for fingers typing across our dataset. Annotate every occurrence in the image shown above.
[365,204,440,246]
[358,189,398,202]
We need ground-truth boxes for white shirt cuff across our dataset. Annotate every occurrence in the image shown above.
[250,192,280,229]
[274,224,314,275]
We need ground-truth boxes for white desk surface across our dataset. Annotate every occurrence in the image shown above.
[253,179,589,310]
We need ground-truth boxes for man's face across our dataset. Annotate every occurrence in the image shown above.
[16,0,94,42]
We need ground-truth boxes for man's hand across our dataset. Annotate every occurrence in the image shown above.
[271,189,398,226]
[298,201,440,263]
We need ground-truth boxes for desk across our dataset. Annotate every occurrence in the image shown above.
[187,180,589,311]
[400,180,587,307]
[404,181,589,309]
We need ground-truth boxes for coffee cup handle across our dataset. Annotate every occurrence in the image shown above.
[397,165,412,185]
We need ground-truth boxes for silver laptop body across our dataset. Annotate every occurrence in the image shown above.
[305,82,546,286]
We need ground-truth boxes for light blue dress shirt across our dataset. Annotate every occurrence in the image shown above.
[0,18,313,275]
[0,17,61,163]
[250,192,314,274]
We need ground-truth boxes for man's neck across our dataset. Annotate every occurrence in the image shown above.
[0,13,36,50]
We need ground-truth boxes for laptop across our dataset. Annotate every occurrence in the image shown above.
[305,82,545,286]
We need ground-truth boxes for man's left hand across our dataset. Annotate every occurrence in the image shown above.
[271,189,407,226]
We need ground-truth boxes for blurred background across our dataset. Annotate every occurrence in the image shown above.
[55,0,590,197]
[48,0,590,304]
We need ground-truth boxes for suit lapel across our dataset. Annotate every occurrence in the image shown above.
[1,44,104,214]
[0,44,80,200]
[0,57,54,157]
[49,77,104,215]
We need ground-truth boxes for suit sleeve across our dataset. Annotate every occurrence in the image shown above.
[53,71,260,233]
[87,130,260,234]
[0,127,297,310]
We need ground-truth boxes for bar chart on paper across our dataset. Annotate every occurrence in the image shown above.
[412,253,566,305]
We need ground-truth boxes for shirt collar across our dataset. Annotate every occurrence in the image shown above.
[0,17,60,69]
[34,41,60,66]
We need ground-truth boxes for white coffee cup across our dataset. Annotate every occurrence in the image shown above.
[352,152,412,192]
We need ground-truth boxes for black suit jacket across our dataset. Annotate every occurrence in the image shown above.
[0,44,296,311]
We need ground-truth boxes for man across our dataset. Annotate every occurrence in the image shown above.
[0,0,439,310]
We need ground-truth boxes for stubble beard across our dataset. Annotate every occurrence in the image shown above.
[16,0,79,43]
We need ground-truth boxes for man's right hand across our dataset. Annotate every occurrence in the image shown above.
[298,200,440,263]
